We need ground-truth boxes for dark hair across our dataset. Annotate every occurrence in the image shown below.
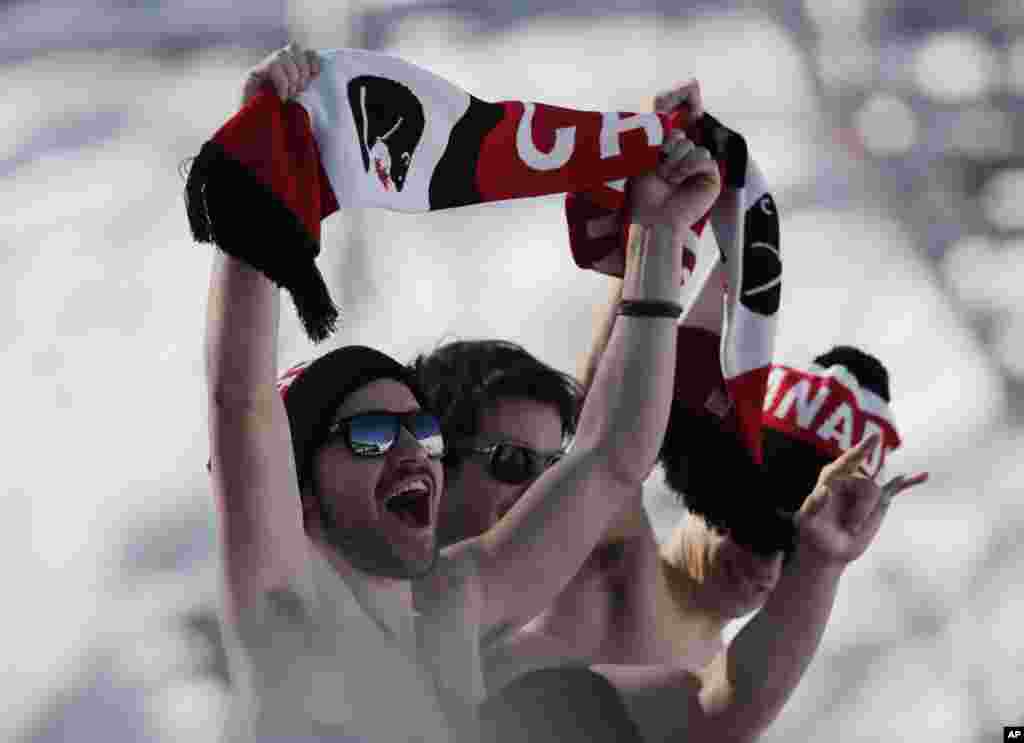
[409,339,583,470]
[658,404,796,555]
[282,345,423,493]
[658,345,892,555]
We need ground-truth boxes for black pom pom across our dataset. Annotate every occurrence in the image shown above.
[814,345,891,402]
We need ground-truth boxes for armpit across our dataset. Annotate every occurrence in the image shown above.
[232,585,319,660]
[263,587,313,625]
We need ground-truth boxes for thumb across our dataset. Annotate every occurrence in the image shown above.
[797,482,832,522]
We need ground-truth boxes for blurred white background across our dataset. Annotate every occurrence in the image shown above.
[3,1,1022,741]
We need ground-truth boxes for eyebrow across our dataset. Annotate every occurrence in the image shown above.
[331,407,422,421]
[477,437,565,455]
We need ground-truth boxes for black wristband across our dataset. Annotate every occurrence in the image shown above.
[617,299,683,319]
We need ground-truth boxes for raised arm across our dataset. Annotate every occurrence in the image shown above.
[576,267,659,547]
[206,44,320,623]
[695,440,926,741]
[638,436,928,743]
[452,86,722,634]
[577,277,623,393]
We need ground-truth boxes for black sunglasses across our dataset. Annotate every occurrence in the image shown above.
[327,410,445,459]
[464,442,565,485]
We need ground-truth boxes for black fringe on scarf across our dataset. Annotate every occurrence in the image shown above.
[184,140,338,342]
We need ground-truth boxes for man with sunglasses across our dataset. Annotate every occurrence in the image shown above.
[205,45,720,742]
[410,339,582,552]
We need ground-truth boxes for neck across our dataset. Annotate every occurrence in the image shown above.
[314,538,418,615]
[657,530,730,667]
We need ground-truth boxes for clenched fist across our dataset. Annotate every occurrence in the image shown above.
[629,80,721,235]
[242,42,321,106]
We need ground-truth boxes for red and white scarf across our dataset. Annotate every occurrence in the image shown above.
[567,115,780,465]
[186,47,702,341]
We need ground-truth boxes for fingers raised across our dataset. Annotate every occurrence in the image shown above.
[823,433,879,482]
[854,470,928,542]
[881,471,929,504]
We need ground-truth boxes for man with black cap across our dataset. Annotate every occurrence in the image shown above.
[477,274,928,743]
[204,46,720,742]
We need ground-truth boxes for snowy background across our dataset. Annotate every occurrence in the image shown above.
[3,1,1022,741]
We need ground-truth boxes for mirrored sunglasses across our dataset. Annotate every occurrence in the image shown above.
[328,410,446,459]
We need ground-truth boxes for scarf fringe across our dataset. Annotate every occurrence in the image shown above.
[184,140,338,342]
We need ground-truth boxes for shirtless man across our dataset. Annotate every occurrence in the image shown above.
[206,44,719,742]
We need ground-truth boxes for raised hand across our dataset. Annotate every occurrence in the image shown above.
[242,41,321,106]
[794,434,929,565]
[629,80,720,235]
[654,79,704,130]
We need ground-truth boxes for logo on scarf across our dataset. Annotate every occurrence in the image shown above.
[347,76,425,192]
[740,194,781,315]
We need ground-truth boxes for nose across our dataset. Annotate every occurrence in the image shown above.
[392,425,430,462]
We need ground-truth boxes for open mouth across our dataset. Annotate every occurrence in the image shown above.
[384,482,432,530]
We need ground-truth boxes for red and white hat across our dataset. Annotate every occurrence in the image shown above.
[762,361,901,480]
